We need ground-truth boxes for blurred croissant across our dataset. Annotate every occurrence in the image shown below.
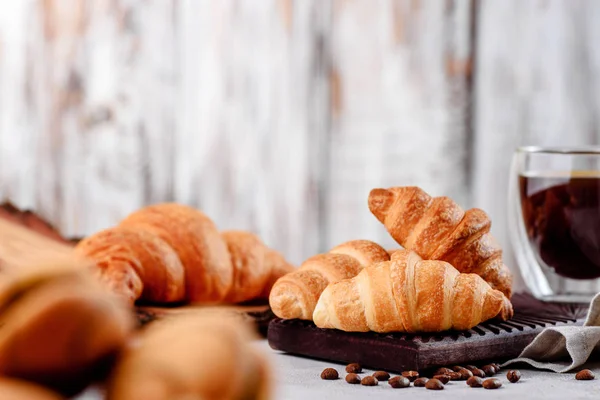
[313,250,513,333]
[269,240,390,320]
[369,186,513,298]
[75,203,293,305]
[0,258,133,396]
[0,378,64,400]
[107,313,271,400]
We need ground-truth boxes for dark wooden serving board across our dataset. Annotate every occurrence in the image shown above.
[268,294,589,372]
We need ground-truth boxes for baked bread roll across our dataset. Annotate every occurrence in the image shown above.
[0,258,133,396]
[369,186,513,298]
[313,249,513,333]
[76,203,294,305]
[269,240,389,320]
[0,378,63,400]
[107,313,271,400]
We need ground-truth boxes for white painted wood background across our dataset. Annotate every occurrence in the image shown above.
[1,1,599,292]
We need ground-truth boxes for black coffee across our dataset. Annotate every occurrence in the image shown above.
[520,172,600,279]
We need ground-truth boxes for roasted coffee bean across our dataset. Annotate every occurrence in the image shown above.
[361,376,378,386]
[447,372,462,381]
[452,365,465,372]
[373,371,390,381]
[459,368,474,380]
[414,377,429,387]
[575,369,595,381]
[425,378,444,390]
[433,375,450,384]
[388,376,410,388]
[402,371,419,382]
[472,368,486,378]
[435,367,453,375]
[464,365,478,371]
[467,376,483,387]
[482,365,496,377]
[507,370,521,383]
[345,373,361,384]
[345,363,362,374]
[492,363,501,372]
[320,368,339,380]
[482,378,502,389]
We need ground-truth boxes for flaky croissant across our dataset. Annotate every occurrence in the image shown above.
[313,249,513,333]
[107,313,271,400]
[269,240,390,320]
[369,186,513,298]
[75,203,293,305]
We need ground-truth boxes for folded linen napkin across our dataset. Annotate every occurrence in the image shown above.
[503,293,600,372]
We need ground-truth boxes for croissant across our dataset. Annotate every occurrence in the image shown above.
[76,203,294,305]
[107,313,271,400]
[369,186,513,298]
[0,257,133,396]
[313,249,513,333]
[0,378,63,400]
[269,240,390,320]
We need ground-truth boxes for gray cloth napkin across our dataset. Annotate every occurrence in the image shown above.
[503,293,600,372]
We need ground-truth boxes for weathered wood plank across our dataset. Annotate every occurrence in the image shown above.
[0,0,178,237]
[473,0,600,291]
[175,0,331,264]
[326,0,474,249]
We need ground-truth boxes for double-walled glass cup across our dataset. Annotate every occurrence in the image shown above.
[509,146,600,302]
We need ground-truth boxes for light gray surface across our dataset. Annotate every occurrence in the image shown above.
[75,340,600,400]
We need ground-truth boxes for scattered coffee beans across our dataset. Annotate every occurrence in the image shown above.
[361,376,378,386]
[402,370,419,382]
[482,365,496,377]
[433,375,450,384]
[320,368,339,380]
[472,368,486,378]
[373,371,390,381]
[345,363,362,374]
[464,365,477,371]
[575,369,595,381]
[459,368,474,380]
[425,378,444,390]
[482,378,502,389]
[414,377,429,387]
[507,370,521,383]
[447,372,462,381]
[345,373,361,384]
[452,365,464,372]
[435,367,453,375]
[388,376,410,388]
[467,376,483,387]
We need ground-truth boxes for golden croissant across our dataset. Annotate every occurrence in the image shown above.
[107,313,271,400]
[313,250,513,333]
[369,186,513,298]
[269,240,390,320]
[75,203,293,305]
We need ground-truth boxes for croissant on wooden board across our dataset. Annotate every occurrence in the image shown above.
[75,203,294,305]
[0,257,133,396]
[269,240,390,320]
[107,313,271,400]
[313,249,513,333]
[369,186,513,298]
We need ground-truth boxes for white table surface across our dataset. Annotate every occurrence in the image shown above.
[76,340,600,400]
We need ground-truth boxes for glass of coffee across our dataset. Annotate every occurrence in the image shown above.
[509,146,600,302]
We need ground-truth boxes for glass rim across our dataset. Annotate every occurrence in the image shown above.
[517,146,600,155]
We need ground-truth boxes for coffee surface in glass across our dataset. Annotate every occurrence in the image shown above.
[520,171,600,280]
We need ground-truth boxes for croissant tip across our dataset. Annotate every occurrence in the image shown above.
[368,188,394,222]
